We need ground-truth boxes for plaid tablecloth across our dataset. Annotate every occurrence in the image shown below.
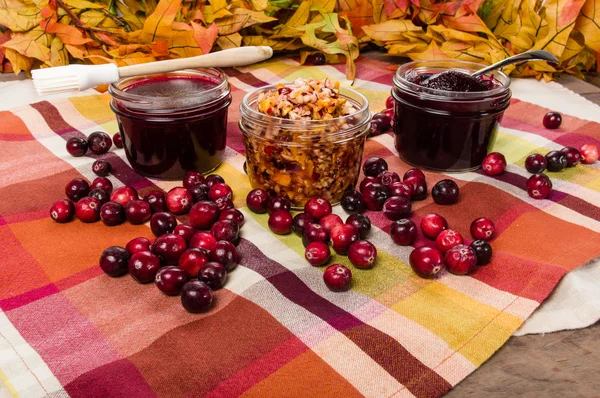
[1,56,600,398]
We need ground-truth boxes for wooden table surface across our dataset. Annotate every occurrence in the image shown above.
[2,68,599,397]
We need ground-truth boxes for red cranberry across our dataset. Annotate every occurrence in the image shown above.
[307,52,326,65]
[50,199,75,223]
[373,112,391,130]
[211,219,240,242]
[340,190,366,214]
[525,153,546,173]
[385,96,394,109]
[292,213,313,236]
[580,144,599,164]
[87,131,112,154]
[91,177,113,194]
[110,186,138,207]
[210,240,239,271]
[92,160,112,177]
[304,197,332,221]
[435,229,464,254]
[388,182,412,200]
[268,210,293,235]
[205,174,225,187]
[432,179,460,205]
[246,189,270,214]
[368,120,383,137]
[526,173,552,199]
[183,171,205,190]
[126,237,152,255]
[166,187,193,215]
[152,233,187,265]
[543,111,562,129]
[89,188,109,205]
[125,200,151,224]
[65,178,89,202]
[409,246,444,278]
[150,212,177,236]
[218,208,244,226]
[382,107,394,122]
[189,231,217,252]
[214,197,234,211]
[420,213,448,239]
[174,224,196,243]
[155,266,188,295]
[403,176,427,200]
[198,262,227,290]
[481,152,506,176]
[143,190,167,213]
[470,217,495,241]
[545,150,568,172]
[330,224,359,255]
[348,240,377,269]
[377,171,400,186]
[189,201,220,230]
[208,183,233,201]
[268,196,292,215]
[323,264,352,292]
[363,157,388,177]
[112,132,123,148]
[345,213,371,239]
[128,251,161,283]
[100,201,125,226]
[471,240,493,265]
[560,147,582,167]
[361,182,390,211]
[403,168,425,180]
[304,242,331,266]
[188,183,209,203]
[178,248,210,277]
[359,176,379,193]
[390,219,417,245]
[99,246,130,277]
[319,214,343,234]
[181,280,213,313]
[302,223,329,247]
[75,197,101,222]
[444,244,478,275]
[382,196,411,221]
[66,137,87,157]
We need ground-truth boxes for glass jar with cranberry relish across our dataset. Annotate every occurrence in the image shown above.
[239,82,370,208]
[392,60,511,172]
[109,68,231,179]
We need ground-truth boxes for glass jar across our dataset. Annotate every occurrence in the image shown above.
[392,60,511,172]
[239,84,371,208]
[109,68,231,180]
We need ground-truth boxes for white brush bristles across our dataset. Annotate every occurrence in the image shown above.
[32,63,120,95]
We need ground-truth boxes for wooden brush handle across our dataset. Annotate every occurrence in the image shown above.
[118,46,273,78]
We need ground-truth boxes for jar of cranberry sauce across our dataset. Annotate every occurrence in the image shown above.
[392,60,511,172]
[109,68,231,179]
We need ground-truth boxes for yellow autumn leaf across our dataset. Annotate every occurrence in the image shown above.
[313,0,336,12]
[232,7,277,24]
[561,28,585,61]
[532,0,586,57]
[216,32,242,49]
[3,48,33,74]
[407,40,450,60]
[0,4,44,32]
[362,19,423,41]
[575,0,600,52]
[64,0,105,9]
[47,36,69,66]
[139,0,183,43]
[2,26,51,62]
[250,0,268,11]
[215,14,252,35]
[201,4,231,24]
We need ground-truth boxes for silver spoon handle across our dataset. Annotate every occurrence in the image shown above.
[471,50,559,78]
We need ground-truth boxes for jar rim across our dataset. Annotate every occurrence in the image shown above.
[393,60,511,99]
[108,68,230,111]
[240,83,370,130]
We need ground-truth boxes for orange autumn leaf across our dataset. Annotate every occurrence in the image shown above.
[139,0,183,43]
[192,21,218,54]
[41,20,93,45]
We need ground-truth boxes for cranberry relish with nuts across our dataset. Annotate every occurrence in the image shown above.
[241,77,370,207]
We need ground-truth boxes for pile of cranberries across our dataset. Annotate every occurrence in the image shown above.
[478,112,598,201]
[66,131,123,158]
[54,169,242,314]
[408,214,494,277]
[368,96,395,138]
[246,190,378,292]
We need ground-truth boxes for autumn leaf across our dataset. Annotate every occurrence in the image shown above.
[216,31,242,49]
[3,48,33,74]
[48,36,69,66]
[41,20,93,45]
[139,0,183,43]
[362,19,423,41]
[532,0,586,57]
[2,26,51,62]
[192,21,218,53]
[575,0,600,52]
